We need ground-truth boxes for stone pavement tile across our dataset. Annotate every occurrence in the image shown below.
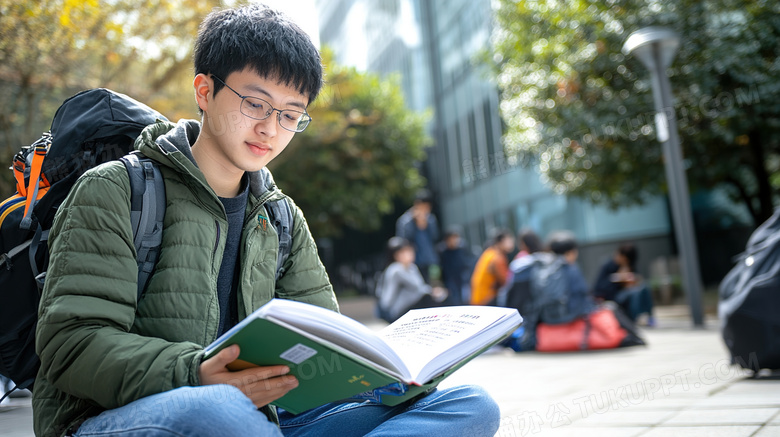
[752,426,780,436]
[772,412,780,425]
[0,405,34,437]
[575,410,675,426]
[693,392,780,408]
[532,426,646,437]
[721,380,780,393]
[664,408,779,426]
[619,396,703,411]
[638,426,760,437]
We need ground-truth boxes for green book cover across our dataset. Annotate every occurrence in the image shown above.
[203,300,522,415]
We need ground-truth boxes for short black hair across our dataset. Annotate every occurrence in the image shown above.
[547,230,578,255]
[489,228,514,246]
[194,4,323,104]
[518,228,543,254]
[387,236,413,264]
[444,225,463,239]
[617,243,638,269]
[414,189,433,205]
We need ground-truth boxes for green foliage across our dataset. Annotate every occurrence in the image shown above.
[0,0,237,198]
[270,48,430,239]
[488,0,780,225]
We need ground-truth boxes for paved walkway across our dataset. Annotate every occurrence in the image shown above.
[2,299,778,437]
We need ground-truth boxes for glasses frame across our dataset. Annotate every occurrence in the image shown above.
[210,75,312,133]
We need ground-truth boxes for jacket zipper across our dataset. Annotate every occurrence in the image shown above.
[245,191,278,227]
[213,220,220,256]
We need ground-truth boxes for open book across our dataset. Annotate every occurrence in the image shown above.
[203,299,522,414]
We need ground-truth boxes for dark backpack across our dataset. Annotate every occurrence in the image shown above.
[500,252,583,350]
[0,89,294,397]
[0,89,168,396]
[719,207,780,372]
[530,252,579,325]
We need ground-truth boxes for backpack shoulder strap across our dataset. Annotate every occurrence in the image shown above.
[120,153,165,301]
[264,196,294,281]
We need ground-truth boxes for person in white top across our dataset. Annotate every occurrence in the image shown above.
[377,237,447,322]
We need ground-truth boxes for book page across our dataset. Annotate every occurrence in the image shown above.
[378,305,520,382]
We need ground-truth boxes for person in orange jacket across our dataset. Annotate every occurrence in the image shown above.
[470,230,515,305]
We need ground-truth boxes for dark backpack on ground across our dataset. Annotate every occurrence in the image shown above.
[0,89,295,397]
[719,207,780,372]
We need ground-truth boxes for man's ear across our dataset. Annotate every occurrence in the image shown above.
[193,74,212,112]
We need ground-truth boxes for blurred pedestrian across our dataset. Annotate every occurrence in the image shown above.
[438,226,472,306]
[546,230,596,320]
[470,230,515,306]
[513,228,543,261]
[376,237,447,323]
[396,189,440,283]
[593,243,655,325]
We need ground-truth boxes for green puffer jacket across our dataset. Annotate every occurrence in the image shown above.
[33,120,339,436]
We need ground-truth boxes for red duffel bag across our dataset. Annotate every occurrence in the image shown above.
[536,308,627,352]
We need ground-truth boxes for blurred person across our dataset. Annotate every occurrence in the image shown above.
[546,230,597,320]
[438,226,472,306]
[593,243,655,325]
[513,228,544,261]
[470,230,515,306]
[376,237,447,323]
[396,189,440,283]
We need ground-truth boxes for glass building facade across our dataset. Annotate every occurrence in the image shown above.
[316,0,698,284]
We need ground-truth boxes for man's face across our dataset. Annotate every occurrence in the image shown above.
[413,201,432,216]
[199,68,309,174]
[500,236,516,253]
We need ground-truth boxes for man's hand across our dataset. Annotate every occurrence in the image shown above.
[199,344,298,408]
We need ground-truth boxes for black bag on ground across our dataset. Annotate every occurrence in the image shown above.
[719,207,780,372]
[0,89,167,393]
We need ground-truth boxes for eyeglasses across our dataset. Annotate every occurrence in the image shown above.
[211,75,312,132]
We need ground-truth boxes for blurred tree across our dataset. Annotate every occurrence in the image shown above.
[0,0,236,197]
[270,48,430,239]
[488,0,780,226]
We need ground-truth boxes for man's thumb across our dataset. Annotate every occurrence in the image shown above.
[212,344,240,367]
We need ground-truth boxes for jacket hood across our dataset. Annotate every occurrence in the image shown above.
[135,119,281,199]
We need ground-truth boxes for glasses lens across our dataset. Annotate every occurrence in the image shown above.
[241,97,272,120]
[280,110,311,132]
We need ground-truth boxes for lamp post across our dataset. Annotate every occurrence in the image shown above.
[622,27,704,327]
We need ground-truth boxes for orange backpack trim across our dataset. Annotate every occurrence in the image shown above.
[0,187,50,227]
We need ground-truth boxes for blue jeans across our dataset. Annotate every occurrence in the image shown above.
[73,384,500,436]
[614,284,654,321]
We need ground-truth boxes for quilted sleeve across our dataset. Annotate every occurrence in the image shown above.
[36,162,203,410]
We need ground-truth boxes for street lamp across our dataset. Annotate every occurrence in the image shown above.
[622,27,705,327]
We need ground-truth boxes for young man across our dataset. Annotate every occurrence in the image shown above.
[33,5,499,437]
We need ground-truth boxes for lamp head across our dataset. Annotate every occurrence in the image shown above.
[622,27,680,70]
